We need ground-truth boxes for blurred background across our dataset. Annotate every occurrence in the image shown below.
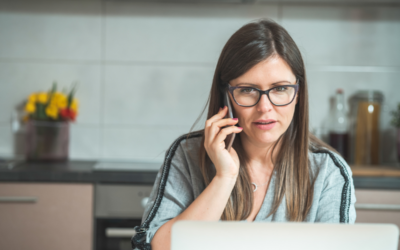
[0,0,399,164]
[1,1,400,250]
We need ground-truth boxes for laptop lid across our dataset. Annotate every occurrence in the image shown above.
[171,221,399,250]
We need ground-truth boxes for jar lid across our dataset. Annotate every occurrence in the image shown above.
[354,90,384,102]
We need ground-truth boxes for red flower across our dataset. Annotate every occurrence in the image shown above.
[60,108,77,121]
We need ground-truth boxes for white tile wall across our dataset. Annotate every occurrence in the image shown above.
[102,125,187,162]
[103,64,213,126]
[0,1,102,61]
[69,125,101,159]
[281,5,400,67]
[105,2,279,63]
[0,0,399,165]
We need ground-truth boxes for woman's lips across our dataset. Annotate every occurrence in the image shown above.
[253,119,277,130]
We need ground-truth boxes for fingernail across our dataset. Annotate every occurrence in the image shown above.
[238,127,243,129]
[232,118,238,121]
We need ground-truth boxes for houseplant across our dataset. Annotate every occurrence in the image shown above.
[24,82,78,162]
[391,103,400,162]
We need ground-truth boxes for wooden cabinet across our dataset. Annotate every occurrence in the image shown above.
[355,189,400,250]
[0,182,93,250]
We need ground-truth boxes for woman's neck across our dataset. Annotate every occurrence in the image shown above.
[240,134,280,174]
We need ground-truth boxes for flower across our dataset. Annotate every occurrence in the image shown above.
[60,108,77,121]
[37,92,48,104]
[50,92,68,109]
[28,94,37,103]
[70,99,78,112]
[45,104,59,119]
[25,102,36,113]
[24,82,79,122]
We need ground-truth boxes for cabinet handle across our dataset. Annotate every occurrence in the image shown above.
[355,203,400,211]
[0,196,38,203]
[105,228,137,238]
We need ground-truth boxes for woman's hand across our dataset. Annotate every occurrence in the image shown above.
[204,106,243,180]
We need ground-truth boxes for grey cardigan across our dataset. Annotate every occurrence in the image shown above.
[131,132,357,250]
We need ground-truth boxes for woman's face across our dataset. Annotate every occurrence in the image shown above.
[229,56,298,148]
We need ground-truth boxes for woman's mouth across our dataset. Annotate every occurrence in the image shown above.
[253,119,277,130]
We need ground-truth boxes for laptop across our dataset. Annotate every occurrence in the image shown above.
[171,221,399,250]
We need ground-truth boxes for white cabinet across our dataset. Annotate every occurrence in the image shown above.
[355,189,400,250]
[0,182,93,250]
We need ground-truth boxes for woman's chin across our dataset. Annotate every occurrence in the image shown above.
[250,134,279,146]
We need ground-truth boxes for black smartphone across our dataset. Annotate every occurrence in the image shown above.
[223,91,236,152]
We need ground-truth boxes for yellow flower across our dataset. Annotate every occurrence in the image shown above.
[45,104,59,119]
[25,102,36,113]
[50,92,67,109]
[70,99,79,112]
[37,92,48,104]
[28,93,37,103]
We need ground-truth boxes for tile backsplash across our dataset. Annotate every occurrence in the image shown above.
[0,0,399,164]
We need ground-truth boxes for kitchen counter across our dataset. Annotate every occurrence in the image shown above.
[0,160,399,189]
[0,160,159,185]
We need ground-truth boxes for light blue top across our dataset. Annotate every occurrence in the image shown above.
[132,132,357,249]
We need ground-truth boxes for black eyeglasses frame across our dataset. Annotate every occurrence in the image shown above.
[227,80,300,107]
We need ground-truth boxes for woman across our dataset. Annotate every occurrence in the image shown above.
[132,18,356,250]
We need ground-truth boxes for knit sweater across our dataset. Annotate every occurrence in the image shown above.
[131,132,357,250]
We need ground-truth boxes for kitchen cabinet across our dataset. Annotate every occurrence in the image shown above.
[0,182,93,250]
[355,189,400,250]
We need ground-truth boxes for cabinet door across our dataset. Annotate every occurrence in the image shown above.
[355,189,400,250]
[0,183,93,250]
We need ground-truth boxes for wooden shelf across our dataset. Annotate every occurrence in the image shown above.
[350,165,400,177]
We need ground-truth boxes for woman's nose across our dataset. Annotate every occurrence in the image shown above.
[256,94,273,112]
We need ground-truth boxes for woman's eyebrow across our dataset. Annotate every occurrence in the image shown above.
[235,80,293,87]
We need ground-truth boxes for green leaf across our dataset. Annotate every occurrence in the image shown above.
[37,103,47,120]
[67,81,78,108]
[46,81,57,107]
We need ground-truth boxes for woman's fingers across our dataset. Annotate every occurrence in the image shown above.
[203,107,242,179]
[204,106,228,146]
[205,106,227,129]
[208,118,239,143]
[214,126,243,149]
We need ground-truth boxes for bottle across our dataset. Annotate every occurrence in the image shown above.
[329,89,349,161]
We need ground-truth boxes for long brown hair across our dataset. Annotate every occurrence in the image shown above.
[189,19,335,221]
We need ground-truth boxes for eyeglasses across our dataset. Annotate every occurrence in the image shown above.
[228,80,299,107]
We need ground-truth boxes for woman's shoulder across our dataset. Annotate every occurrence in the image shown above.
[308,148,353,185]
[167,130,203,159]
[308,148,356,223]
[163,130,204,172]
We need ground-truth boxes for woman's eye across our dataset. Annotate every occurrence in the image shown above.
[274,86,288,92]
[239,88,255,94]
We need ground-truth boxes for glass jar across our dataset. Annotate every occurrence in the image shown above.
[25,120,69,162]
[349,90,383,165]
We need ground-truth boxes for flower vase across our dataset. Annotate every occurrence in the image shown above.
[25,120,70,162]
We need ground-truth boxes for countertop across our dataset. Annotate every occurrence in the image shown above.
[0,160,399,189]
[0,160,159,185]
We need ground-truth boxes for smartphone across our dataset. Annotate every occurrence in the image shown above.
[223,91,236,152]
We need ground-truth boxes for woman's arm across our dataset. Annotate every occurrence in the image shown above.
[151,106,243,250]
[151,175,237,250]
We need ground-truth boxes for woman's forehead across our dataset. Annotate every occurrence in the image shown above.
[230,57,296,87]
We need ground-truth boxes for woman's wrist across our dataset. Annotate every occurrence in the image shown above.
[214,173,238,185]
